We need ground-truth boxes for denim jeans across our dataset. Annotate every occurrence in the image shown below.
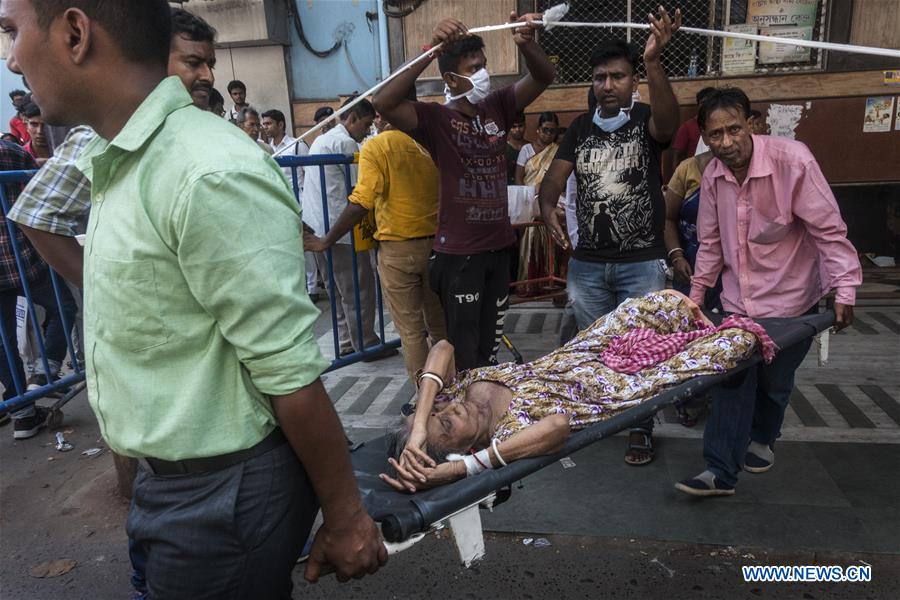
[29,275,77,368]
[127,441,318,600]
[567,257,667,330]
[567,257,666,435]
[128,530,148,598]
[703,335,814,486]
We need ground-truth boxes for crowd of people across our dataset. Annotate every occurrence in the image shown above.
[0,1,862,597]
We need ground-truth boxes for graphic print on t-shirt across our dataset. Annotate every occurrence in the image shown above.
[454,116,508,225]
[574,123,655,253]
[409,87,518,254]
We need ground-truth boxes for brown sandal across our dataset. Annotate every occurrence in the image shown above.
[624,428,655,466]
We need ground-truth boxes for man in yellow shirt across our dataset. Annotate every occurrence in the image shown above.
[306,111,446,386]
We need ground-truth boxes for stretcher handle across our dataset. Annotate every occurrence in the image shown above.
[380,512,424,542]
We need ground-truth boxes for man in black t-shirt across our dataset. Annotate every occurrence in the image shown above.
[539,8,682,467]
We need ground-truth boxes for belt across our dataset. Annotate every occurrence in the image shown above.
[138,428,287,476]
[381,235,434,242]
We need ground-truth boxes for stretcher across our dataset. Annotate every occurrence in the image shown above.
[350,311,835,565]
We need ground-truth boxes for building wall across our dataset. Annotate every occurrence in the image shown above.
[288,0,383,101]
[175,0,294,128]
[216,46,293,129]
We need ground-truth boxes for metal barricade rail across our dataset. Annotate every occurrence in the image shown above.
[277,153,400,372]
[509,221,568,305]
[0,170,85,418]
[0,154,401,417]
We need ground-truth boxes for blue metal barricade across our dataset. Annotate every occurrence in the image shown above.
[0,170,85,417]
[0,155,400,416]
[277,153,400,372]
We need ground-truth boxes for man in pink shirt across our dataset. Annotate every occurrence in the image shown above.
[676,87,861,497]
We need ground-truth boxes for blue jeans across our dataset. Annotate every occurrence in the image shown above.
[568,257,667,330]
[703,335,814,486]
[0,274,78,415]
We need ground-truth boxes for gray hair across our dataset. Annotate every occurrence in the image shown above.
[384,417,451,479]
[235,106,260,126]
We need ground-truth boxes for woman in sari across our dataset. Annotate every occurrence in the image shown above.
[381,290,776,493]
[514,112,560,187]
[664,151,722,310]
[514,112,560,295]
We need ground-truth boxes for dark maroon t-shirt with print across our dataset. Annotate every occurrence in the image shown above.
[410,86,517,254]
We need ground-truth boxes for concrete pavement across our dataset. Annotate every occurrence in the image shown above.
[1,299,898,599]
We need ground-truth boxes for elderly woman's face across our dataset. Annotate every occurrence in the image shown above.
[425,401,483,452]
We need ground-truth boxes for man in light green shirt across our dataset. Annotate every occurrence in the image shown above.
[0,1,386,596]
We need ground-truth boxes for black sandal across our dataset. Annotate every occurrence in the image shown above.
[624,428,655,466]
[675,403,699,428]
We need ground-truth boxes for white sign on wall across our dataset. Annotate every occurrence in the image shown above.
[721,24,758,75]
[747,0,819,27]
[758,26,813,64]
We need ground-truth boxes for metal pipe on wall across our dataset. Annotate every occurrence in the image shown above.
[377,3,391,80]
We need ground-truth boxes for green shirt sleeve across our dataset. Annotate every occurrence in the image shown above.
[174,169,330,396]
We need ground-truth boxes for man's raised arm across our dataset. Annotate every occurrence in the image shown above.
[644,7,682,143]
[373,19,472,132]
[510,11,556,111]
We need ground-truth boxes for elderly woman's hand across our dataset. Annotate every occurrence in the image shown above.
[663,289,714,328]
[380,459,466,494]
[398,427,432,470]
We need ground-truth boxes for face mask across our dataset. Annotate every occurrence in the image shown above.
[592,99,634,133]
[444,68,491,104]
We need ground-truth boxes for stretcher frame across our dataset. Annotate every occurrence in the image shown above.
[354,312,835,566]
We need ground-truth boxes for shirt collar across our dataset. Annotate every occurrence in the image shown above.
[708,134,772,183]
[274,134,297,151]
[76,76,192,177]
[333,123,351,140]
[109,76,193,153]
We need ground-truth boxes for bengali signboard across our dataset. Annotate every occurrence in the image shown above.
[758,26,813,64]
[747,0,819,27]
[721,24,758,75]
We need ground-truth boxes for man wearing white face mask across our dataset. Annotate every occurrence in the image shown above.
[539,8,683,467]
[373,13,555,372]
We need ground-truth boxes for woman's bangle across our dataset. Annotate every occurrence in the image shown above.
[491,438,508,467]
[667,247,685,259]
[417,371,444,390]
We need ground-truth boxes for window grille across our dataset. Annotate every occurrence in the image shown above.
[536,0,828,85]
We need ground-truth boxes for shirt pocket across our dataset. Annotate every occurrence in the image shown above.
[747,209,793,246]
[92,256,170,352]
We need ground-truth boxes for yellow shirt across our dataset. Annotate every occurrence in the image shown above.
[667,156,703,201]
[348,129,438,241]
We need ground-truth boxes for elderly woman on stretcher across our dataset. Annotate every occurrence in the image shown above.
[380,290,777,493]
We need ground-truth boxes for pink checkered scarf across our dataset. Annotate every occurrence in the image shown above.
[600,315,778,375]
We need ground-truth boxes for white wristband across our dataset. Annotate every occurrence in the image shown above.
[461,449,493,477]
[461,455,480,477]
